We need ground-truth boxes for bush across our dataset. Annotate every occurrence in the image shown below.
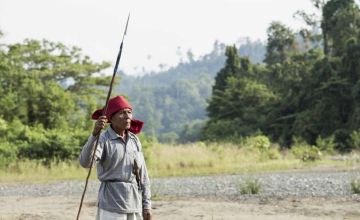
[351,178,360,194]
[238,178,261,195]
[0,140,17,168]
[243,135,281,160]
[316,135,335,153]
[349,130,360,151]
[291,137,321,161]
[16,125,88,165]
[266,146,281,160]
[244,135,271,151]
[291,146,321,162]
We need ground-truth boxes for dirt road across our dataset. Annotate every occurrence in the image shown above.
[0,195,359,220]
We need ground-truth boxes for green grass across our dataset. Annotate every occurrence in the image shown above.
[0,142,358,183]
[0,160,96,183]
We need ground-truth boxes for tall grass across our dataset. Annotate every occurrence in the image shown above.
[148,142,307,177]
[0,141,358,183]
[0,160,95,183]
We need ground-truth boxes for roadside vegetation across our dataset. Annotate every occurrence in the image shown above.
[1,135,358,183]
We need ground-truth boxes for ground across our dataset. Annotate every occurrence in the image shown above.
[1,195,359,220]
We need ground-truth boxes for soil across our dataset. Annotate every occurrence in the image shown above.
[1,195,359,220]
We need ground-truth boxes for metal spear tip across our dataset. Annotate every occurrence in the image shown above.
[124,13,130,36]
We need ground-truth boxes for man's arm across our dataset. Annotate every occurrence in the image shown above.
[79,116,107,168]
[79,135,101,168]
[141,151,152,220]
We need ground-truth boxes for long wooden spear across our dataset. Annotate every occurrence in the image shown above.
[76,13,130,220]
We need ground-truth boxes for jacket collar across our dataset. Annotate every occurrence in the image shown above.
[107,126,128,140]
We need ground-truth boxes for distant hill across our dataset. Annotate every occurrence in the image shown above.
[116,39,266,142]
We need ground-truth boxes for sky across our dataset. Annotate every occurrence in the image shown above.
[0,0,318,75]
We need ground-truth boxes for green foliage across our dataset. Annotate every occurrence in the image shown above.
[0,37,111,164]
[243,135,281,160]
[291,138,321,162]
[137,133,157,164]
[0,39,110,128]
[179,120,206,143]
[316,135,336,153]
[158,132,179,144]
[204,46,276,141]
[322,0,360,56]
[3,0,360,165]
[351,178,360,194]
[349,130,360,150]
[0,140,17,167]
[244,135,271,151]
[264,22,297,65]
[333,129,351,152]
[238,178,261,195]
[117,40,266,143]
[202,0,360,153]
[17,126,88,164]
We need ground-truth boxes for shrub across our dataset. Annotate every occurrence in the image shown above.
[349,130,360,150]
[16,125,88,165]
[0,140,17,168]
[244,135,271,151]
[238,178,261,195]
[291,138,321,161]
[243,135,281,160]
[351,178,360,194]
[291,146,321,161]
[316,135,335,153]
[266,146,281,160]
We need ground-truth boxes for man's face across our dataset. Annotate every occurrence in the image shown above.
[110,108,133,130]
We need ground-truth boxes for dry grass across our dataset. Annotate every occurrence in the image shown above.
[0,142,358,183]
[146,142,354,177]
[0,160,94,183]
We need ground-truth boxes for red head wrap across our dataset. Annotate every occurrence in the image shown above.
[91,96,144,134]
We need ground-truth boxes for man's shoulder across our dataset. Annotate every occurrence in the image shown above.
[128,131,140,141]
[128,131,142,151]
[97,128,113,141]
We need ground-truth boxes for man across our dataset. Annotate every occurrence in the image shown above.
[79,95,152,220]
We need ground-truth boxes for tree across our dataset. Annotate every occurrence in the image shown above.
[1,39,111,129]
[322,0,360,56]
[204,46,276,140]
[0,37,112,163]
[264,22,298,65]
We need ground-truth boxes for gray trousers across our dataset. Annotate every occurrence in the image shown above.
[96,208,143,220]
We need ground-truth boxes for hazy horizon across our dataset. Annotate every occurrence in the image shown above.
[0,0,318,75]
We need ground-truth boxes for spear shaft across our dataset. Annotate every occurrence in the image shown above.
[76,13,130,220]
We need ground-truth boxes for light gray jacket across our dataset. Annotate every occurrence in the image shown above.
[79,126,151,214]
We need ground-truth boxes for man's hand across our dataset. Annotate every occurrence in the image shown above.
[92,116,107,136]
[143,209,152,220]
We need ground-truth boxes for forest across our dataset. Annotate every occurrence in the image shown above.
[0,0,360,166]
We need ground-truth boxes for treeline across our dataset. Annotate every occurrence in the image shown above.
[205,0,360,152]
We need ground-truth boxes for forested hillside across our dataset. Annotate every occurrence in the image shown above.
[117,40,266,142]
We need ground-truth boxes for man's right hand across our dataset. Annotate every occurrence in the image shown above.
[92,116,108,136]
[143,209,152,220]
